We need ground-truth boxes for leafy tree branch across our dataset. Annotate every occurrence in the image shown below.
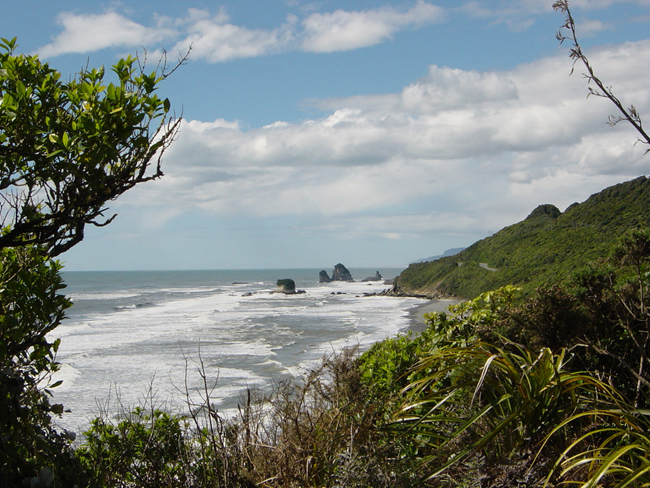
[0,37,186,256]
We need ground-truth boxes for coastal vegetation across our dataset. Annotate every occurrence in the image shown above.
[391,176,650,299]
[0,36,182,485]
[0,1,648,486]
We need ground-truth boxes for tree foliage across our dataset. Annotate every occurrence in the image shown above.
[0,246,82,485]
[0,38,181,485]
[77,407,190,488]
[0,37,181,256]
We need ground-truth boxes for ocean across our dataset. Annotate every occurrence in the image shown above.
[49,268,422,434]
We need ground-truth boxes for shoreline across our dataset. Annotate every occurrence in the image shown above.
[403,298,462,334]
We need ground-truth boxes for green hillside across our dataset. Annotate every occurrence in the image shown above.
[392,176,650,299]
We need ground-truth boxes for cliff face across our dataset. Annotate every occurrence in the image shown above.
[392,176,650,299]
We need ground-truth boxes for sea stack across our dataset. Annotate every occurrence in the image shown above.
[319,270,332,283]
[361,271,382,282]
[276,279,296,293]
[331,263,353,282]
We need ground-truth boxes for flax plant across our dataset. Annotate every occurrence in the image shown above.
[396,343,617,483]
[543,405,650,487]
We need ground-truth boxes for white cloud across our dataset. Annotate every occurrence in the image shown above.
[301,0,444,52]
[118,40,648,245]
[170,9,296,62]
[38,3,445,61]
[37,11,175,57]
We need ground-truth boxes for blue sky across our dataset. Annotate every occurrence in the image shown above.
[2,1,648,270]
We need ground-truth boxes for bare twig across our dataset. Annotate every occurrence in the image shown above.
[553,0,650,153]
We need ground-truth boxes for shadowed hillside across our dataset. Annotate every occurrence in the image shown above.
[390,176,650,298]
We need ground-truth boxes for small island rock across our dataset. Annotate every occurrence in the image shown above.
[319,270,332,283]
[361,271,382,282]
[275,278,305,295]
[331,263,353,282]
[277,278,296,293]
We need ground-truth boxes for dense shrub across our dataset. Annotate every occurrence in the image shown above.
[0,247,85,486]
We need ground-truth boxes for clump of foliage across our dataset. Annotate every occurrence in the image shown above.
[383,231,650,486]
[359,286,521,403]
[398,344,617,487]
[0,37,180,255]
[0,36,181,485]
[77,407,191,488]
[500,229,650,407]
[0,246,84,485]
[76,348,418,488]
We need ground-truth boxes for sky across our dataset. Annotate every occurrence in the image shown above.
[1,0,649,271]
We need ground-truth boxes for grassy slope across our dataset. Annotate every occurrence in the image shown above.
[394,176,650,299]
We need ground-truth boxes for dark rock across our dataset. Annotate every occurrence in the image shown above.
[361,271,382,282]
[277,278,296,292]
[331,263,354,282]
[319,270,332,283]
[276,279,304,295]
[273,279,306,295]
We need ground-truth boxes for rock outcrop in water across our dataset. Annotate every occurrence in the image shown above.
[319,270,331,283]
[361,271,382,282]
[274,279,305,295]
[331,263,353,282]
[319,263,354,282]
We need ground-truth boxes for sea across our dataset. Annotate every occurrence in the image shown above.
[49,268,423,434]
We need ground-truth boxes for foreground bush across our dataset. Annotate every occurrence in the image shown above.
[76,347,419,488]
[0,247,85,486]
[0,36,181,485]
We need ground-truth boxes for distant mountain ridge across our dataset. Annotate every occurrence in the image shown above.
[390,176,650,299]
[413,247,466,263]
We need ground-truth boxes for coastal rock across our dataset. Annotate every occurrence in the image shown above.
[331,263,354,282]
[275,278,305,295]
[361,271,382,282]
[319,264,354,282]
[277,278,296,292]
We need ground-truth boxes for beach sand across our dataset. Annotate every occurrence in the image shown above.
[404,298,462,334]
